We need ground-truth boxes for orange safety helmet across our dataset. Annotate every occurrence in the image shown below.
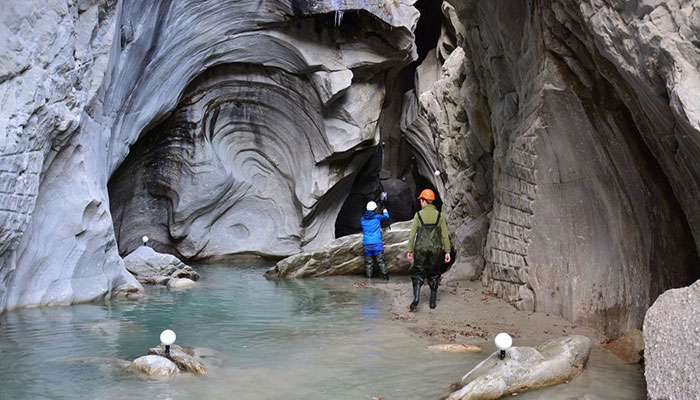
[417,189,435,201]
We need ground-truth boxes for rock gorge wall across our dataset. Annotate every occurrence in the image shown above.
[407,0,700,336]
[1,0,699,340]
[0,0,418,311]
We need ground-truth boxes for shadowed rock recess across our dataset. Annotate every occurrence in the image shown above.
[0,0,699,356]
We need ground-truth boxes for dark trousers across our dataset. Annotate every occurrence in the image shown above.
[410,250,442,289]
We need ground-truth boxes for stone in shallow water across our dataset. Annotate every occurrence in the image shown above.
[446,335,592,400]
[148,344,206,375]
[167,278,196,289]
[129,355,180,376]
[428,344,482,353]
[604,329,644,364]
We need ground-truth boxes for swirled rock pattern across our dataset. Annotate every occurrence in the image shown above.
[0,0,417,311]
[405,0,700,336]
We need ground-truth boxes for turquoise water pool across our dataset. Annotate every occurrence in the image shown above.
[0,264,477,399]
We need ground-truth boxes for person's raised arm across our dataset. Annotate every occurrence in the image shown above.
[379,209,390,220]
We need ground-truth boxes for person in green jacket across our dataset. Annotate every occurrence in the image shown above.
[406,189,451,311]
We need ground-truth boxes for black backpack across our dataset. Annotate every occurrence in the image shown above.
[415,211,442,253]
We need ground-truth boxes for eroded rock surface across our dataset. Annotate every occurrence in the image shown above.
[0,0,144,312]
[0,0,417,311]
[404,0,700,337]
[446,335,592,400]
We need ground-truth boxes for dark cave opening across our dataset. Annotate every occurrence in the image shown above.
[333,0,445,238]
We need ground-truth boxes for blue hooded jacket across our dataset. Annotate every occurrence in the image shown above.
[361,209,390,246]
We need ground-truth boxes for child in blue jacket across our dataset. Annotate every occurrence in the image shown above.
[361,201,390,279]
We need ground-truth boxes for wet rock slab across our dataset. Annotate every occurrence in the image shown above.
[446,335,592,400]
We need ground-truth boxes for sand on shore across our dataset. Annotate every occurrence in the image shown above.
[364,278,603,348]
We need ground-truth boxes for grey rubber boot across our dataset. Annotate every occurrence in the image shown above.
[377,252,388,280]
[364,255,374,278]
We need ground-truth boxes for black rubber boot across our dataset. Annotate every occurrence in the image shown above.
[429,288,437,309]
[428,276,439,309]
[409,279,422,312]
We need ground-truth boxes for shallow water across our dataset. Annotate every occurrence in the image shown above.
[0,264,645,399]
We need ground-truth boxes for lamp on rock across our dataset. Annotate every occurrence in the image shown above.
[495,332,512,360]
[160,329,176,355]
[142,236,149,246]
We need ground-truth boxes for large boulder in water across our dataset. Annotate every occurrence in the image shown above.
[123,246,200,286]
[265,221,412,279]
[446,335,592,400]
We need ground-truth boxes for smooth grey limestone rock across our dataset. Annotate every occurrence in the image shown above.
[446,335,592,400]
[644,279,700,400]
[580,0,700,255]
[122,246,199,285]
[0,1,145,311]
[264,221,412,279]
[104,2,418,260]
[0,0,418,311]
[402,42,494,278]
[434,0,700,336]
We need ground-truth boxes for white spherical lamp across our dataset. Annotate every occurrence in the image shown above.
[142,235,149,246]
[495,332,512,360]
[160,329,176,354]
[434,169,441,176]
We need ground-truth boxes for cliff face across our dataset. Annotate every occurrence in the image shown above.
[408,0,700,335]
[0,0,417,311]
[1,0,698,338]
